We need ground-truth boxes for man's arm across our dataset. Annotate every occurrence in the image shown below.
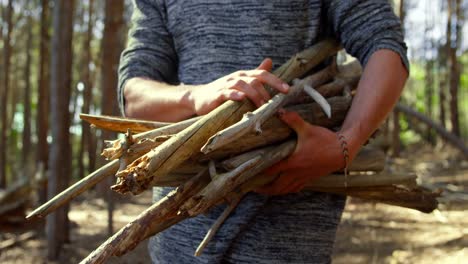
[341,50,408,158]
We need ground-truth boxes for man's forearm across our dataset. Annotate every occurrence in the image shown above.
[341,50,409,159]
[124,77,196,122]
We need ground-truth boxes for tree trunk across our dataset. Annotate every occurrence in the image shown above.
[37,0,51,204]
[78,0,95,179]
[0,0,13,188]
[100,0,125,236]
[47,0,75,260]
[391,0,405,157]
[424,60,435,143]
[448,0,461,136]
[22,15,33,165]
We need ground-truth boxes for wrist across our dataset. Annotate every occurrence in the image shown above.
[337,127,363,163]
[180,83,199,116]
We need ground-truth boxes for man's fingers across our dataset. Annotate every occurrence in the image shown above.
[250,79,270,102]
[233,80,264,107]
[223,90,245,101]
[253,58,289,94]
[251,70,289,94]
[256,58,273,72]
[279,111,307,134]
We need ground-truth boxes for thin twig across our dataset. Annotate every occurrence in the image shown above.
[194,193,243,256]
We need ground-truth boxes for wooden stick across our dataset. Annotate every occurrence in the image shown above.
[308,185,441,213]
[194,193,243,256]
[26,160,120,219]
[80,113,172,133]
[222,146,385,173]
[306,172,417,188]
[181,156,262,215]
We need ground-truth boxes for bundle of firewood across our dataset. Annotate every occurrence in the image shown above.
[27,39,440,264]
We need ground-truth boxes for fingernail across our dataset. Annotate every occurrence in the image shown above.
[282,83,290,92]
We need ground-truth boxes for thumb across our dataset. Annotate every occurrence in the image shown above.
[257,58,273,72]
[279,110,307,135]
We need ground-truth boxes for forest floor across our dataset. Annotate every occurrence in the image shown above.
[0,143,467,264]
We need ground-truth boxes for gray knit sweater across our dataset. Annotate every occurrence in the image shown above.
[118,1,408,263]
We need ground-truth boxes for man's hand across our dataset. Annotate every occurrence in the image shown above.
[256,111,350,195]
[256,50,408,196]
[188,58,290,115]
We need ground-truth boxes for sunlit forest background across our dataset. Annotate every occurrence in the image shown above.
[0,0,467,263]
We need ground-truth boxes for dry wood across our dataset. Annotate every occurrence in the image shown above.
[28,93,348,220]
[222,146,386,173]
[194,193,243,257]
[80,169,211,264]
[308,185,441,213]
[181,156,262,215]
[112,39,341,195]
[26,161,120,220]
[346,147,386,172]
[108,94,351,166]
[306,172,417,188]
[80,113,172,133]
[101,117,198,160]
[182,140,297,216]
[27,118,200,220]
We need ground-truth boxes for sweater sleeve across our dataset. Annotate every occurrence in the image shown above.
[323,0,409,71]
[117,0,178,116]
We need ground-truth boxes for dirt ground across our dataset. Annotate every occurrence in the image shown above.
[1,143,467,264]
